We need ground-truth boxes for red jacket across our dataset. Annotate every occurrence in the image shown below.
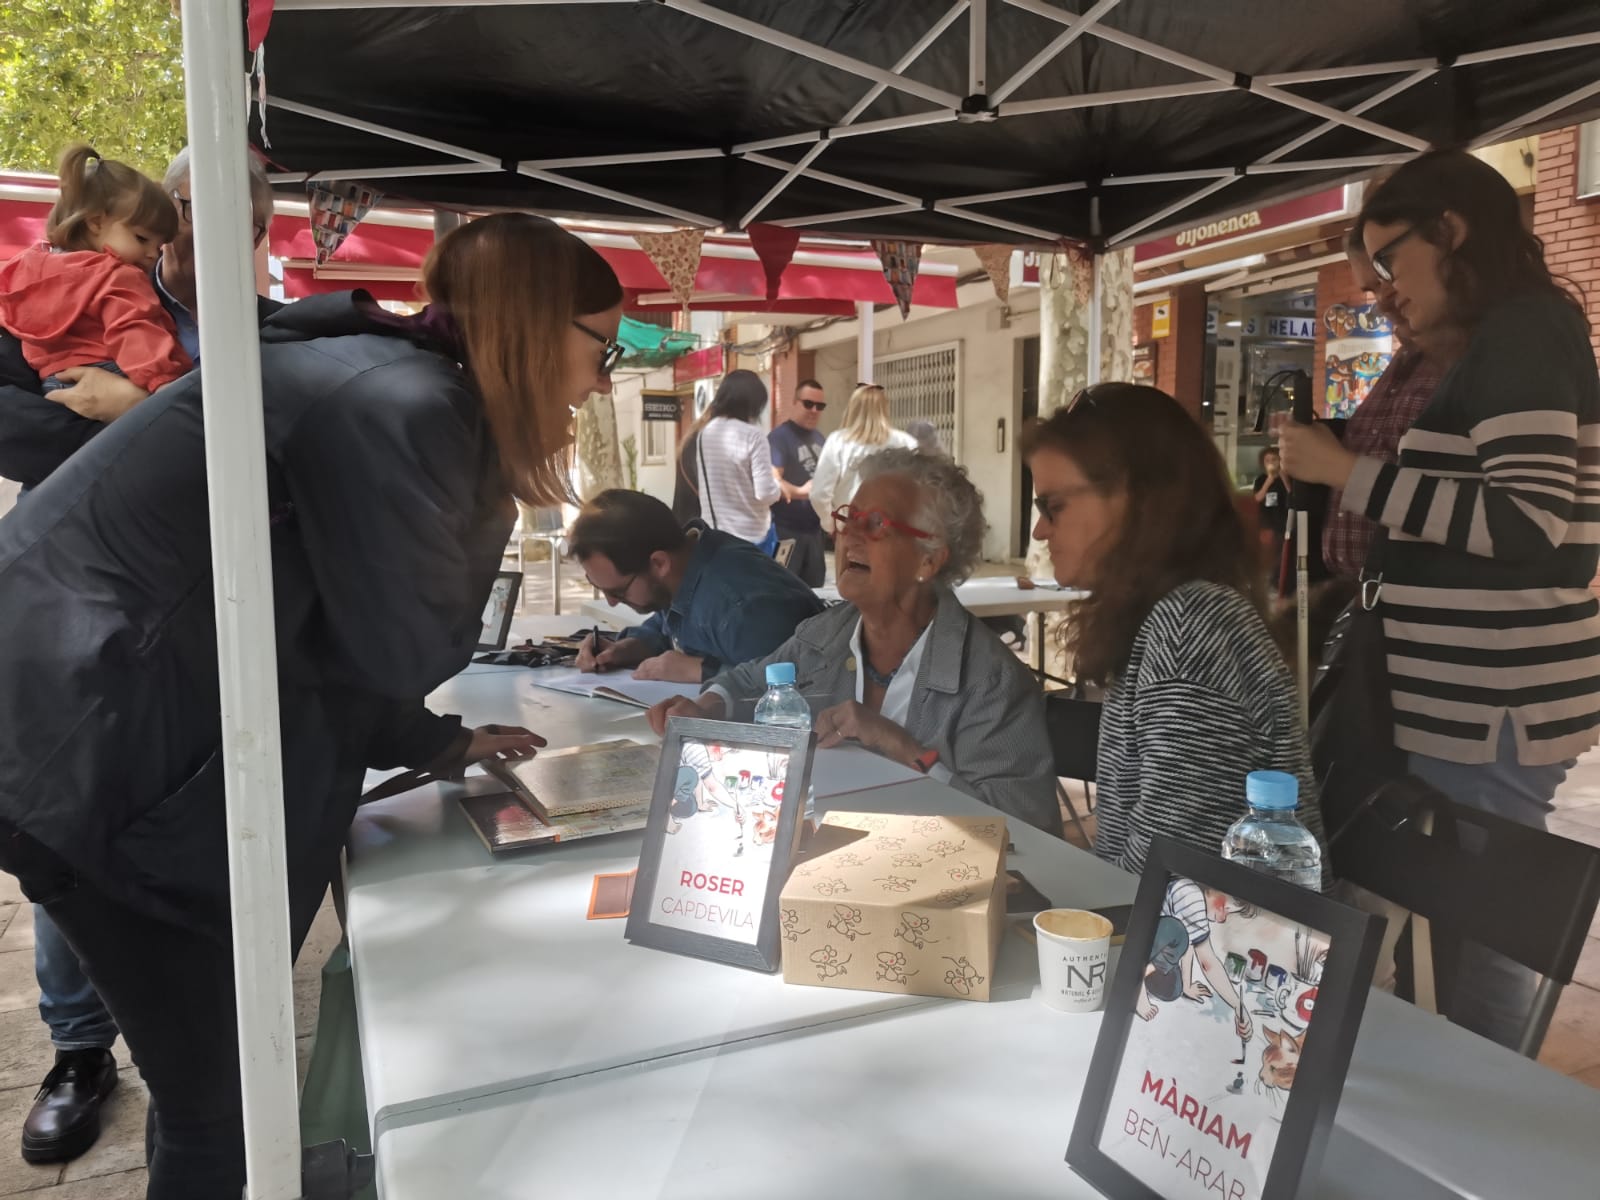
[0,245,192,392]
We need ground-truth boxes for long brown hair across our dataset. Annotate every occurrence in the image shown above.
[1021,383,1259,684]
[46,144,177,252]
[1357,148,1587,331]
[422,213,623,507]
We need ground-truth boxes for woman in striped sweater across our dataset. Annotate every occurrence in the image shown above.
[1023,385,1328,882]
[1281,150,1600,1048]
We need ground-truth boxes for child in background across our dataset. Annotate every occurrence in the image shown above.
[0,144,191,403]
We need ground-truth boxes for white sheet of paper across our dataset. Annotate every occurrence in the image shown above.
[808,745,923,798]
[527,667,700,709]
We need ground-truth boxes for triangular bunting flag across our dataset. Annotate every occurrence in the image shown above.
[871,238,922,319]
[747,223,801,301]
[307,180,382,266]
[635,228,706,312]
[974,244,1013,305]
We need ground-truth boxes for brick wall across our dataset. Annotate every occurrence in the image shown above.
[1534,126,1600,362]
[1133,285,1206,417]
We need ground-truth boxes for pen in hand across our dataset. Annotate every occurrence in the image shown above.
[590,624,609,673]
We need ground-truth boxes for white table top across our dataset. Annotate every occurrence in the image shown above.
[348,672,1600,1200]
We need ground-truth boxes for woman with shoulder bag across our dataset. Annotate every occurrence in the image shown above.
[1282,149,1600,1050]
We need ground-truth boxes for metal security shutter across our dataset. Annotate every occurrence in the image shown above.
[878,343,959,460]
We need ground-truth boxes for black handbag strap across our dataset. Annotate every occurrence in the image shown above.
[697,431,720,527]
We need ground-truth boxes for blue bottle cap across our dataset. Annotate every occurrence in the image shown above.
[1246,771,1299,811]
[765,662,797,686]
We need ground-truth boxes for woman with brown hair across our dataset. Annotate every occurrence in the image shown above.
[0,212,622,1196]
[1023,384,1327,878]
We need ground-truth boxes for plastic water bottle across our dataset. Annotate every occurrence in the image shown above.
[754,662,812,731]
[1221,771,1322,890]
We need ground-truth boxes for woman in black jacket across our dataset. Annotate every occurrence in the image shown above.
[0,213,624,1196]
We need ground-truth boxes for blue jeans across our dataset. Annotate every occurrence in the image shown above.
[41,359,121,393]
[35,905,119,1051]
[756,525,778,557]
[1407,721,1570,1050]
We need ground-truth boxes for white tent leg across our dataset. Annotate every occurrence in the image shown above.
[857,301,876,382]
[1087,253,1103,387]
[180,2,302,1198]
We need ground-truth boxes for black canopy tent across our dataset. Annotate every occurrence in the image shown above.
[254,0,1600,248]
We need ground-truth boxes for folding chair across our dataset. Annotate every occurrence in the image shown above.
[1043,693,1101,846]
[1333,779,1600,1057]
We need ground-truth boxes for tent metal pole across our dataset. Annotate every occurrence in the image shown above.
[1455,30,1600,65]
[968,0,987,96]
[733,109,955,156]
[998,78,1233,117]
[1247,81,1431,151]
[1470,78,1600,149]
[942,180,1089,206]
[1087,253,1103,387]
[663,0,963,108]
[769,202,923,228]
[931,202,1062,241]
[741,152,921,205]
[522,148,728,169]
[1104,65,1435,246]
[1246,154,1410,174]
[857,302,876,382]
[1103,168,1237,186]
[268,164,498,184]
[513,166,717,226]
[266,95,499,165]
[991,0,1120,103]
[1254,59,1436,85]
[741,0,969,227]
[181,2,302,1198]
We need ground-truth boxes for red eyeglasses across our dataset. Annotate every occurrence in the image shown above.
[831,504,932,541]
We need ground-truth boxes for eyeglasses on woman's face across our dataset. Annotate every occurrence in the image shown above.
[831,504,931,542]
[572,319,625,375]
[1369,226,1419,285]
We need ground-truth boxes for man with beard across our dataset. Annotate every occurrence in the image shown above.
[571,489,824,683]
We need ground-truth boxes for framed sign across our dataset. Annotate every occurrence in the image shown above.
[1067,837,1381,1200]
[476,570,522,651]
[641,390,681,422]
[626,717,814,971]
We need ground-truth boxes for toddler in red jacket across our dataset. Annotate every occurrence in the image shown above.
[0,144,192,401]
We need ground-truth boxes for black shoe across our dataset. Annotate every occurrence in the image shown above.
[21,1048,118,1164]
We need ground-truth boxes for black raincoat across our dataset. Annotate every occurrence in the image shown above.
[0,293,512,946]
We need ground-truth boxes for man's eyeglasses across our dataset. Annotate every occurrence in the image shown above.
[573,319,625,375]
[800,399,827,412]
[831,504,931,542]
[589,571,638,603]
[170,190,268,247]
[1369,226,1418,285]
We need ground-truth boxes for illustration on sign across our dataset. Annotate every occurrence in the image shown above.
[1322,302,1394,418]
[1096,877,1330,1200]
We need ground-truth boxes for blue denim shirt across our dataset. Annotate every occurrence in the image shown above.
[152,255,200,361]
[624,522,825,681]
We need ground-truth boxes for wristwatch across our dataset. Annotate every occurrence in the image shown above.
[912,746,940,775]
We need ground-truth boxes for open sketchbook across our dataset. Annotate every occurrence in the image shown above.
[528,667,700,710]
[482,739,659,820]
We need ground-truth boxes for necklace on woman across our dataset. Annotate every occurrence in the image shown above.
[863,658,897,689]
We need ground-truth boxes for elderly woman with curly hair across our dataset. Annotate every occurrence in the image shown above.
[651,448,1061,833]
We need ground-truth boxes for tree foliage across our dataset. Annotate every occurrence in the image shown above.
[0,0,187,179]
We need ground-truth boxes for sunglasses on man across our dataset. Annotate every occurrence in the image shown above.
[800,398,827,412]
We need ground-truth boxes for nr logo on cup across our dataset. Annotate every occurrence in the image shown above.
[1035,907,1113,1014]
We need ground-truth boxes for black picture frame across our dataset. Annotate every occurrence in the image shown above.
[625,717,814,972]
[1067,836,1382,1200]
[476,570,522,651]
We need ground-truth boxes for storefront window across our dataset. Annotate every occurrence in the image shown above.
[1580,122,1600,199]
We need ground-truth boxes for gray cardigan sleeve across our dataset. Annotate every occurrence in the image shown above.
[941,663,1062,835]
[703,631,804,721]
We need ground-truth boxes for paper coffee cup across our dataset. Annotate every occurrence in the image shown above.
[1034,908,1112,1013]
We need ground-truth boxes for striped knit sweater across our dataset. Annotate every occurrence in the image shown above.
[1340,292,1600,767]
[1094,581,1329,887]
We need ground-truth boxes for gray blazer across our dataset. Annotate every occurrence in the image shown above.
[706,587,1062,834]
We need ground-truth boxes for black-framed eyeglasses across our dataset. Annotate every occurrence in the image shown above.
[1065,386,1098,413]
[573,319,625,375]
[1032,483,1098,526]
[800,398,827,412]
[170,190,268,248]
[590,571,638,604]
[1370,226,1418,284]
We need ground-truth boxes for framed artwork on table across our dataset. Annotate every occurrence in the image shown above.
[625,717,815,972]
[477,570,521,651]
[1067,837,1381,1200]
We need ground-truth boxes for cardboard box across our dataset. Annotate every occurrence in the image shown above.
[778,811,1008,1002]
